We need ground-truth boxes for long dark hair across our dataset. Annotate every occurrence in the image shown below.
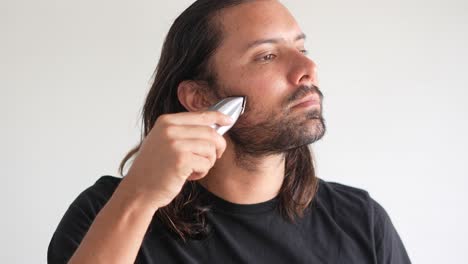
[118,0,319,241]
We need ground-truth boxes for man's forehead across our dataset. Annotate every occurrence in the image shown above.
[242,33,306,52]
[217,1,303,51]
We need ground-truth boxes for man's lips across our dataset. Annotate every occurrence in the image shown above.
[291,94,320,109]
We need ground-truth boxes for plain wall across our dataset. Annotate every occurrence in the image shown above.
[2,0,467,263]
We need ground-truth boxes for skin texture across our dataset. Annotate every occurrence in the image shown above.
[178,0,326,205]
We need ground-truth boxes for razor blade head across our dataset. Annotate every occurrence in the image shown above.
[208,96,246,135]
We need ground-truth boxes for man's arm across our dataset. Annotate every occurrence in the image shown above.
[48,177,159,264]
[372,198,412,264]
[48,111,232,263]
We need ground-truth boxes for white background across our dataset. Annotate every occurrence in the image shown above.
[2,0,467,263]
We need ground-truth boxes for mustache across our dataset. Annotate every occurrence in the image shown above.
[287,84,323,105]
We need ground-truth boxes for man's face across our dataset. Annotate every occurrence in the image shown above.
[208,0,326,156]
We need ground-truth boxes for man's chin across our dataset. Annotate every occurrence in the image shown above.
[296,117,327,145]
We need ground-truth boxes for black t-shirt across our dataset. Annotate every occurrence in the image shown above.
[48,176,411,263]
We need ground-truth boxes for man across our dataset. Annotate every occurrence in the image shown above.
[48,0,411,263]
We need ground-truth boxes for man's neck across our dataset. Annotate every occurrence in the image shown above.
[198,140,285,205]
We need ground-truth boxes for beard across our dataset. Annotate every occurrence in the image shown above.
[210,82,326,167]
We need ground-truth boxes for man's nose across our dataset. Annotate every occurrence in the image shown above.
[287,52,318,88]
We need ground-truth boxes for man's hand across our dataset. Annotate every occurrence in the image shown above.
[121,110,234,210]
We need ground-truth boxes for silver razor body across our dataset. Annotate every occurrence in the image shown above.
[208,96,246,135]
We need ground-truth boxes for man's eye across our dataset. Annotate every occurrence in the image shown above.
[300,49,309,55]
[259,54,277,61]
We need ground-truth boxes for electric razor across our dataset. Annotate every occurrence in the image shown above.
[208,96,246,135]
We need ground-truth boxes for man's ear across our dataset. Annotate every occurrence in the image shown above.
[177,80,214,112]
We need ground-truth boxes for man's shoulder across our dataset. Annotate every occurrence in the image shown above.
[85,175,122,196]
[71,175,123,212]
[314,178,376,220]
[93,175,123,190]
[316,178,371,204]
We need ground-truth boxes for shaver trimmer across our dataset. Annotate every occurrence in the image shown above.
[208,96,246,135]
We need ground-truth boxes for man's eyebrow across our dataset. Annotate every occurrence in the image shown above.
[244,33,306,51]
